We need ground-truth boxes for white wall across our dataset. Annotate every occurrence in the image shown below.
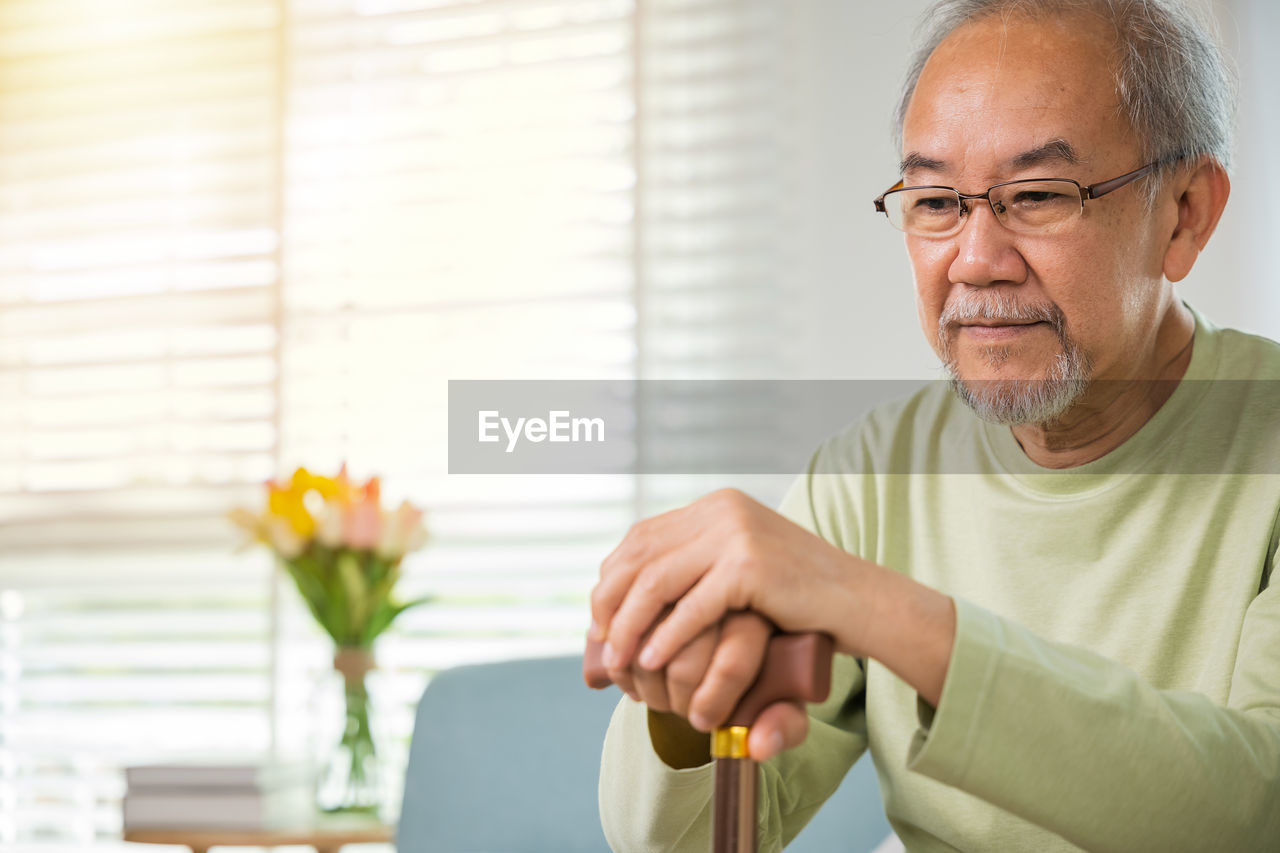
[784,0,1278,380]
[1211,0,1280,336]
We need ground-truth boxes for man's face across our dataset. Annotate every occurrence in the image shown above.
[901,13,1176,424]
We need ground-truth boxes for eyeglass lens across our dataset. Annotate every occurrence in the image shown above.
[885,180,1085,235]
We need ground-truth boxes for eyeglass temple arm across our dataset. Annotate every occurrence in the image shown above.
[1083,161,1161,200]
[873,180,904,212]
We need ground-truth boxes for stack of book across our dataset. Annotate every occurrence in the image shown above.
[122,761,316,831]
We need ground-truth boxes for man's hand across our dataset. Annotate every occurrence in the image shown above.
[589,489,871,761]
[594,604,812,764]
[592,489,872,668]
[627,610,768,723]
[590,488,958,761]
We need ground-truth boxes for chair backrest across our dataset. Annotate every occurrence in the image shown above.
[397,654,620,852]
[396,653,894,852]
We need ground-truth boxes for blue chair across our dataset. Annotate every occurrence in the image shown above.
[397,654,894,851]
[397,654,620,852]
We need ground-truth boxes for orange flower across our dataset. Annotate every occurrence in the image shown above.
[343,503,381,550]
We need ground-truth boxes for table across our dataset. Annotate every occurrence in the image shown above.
[123,823,393,853]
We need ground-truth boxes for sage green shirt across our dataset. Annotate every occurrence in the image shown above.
[598,308,1280,852]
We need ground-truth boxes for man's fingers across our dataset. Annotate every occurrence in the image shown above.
[590,539,647,642]
[631,666,671,712]
[638,561,745,672]
[746,700,810,762]
[662,626,718,718]
[591,494,736,646]
[607,665,639,702]
[628,615,674,712]
[602,538,714,669]
[684,611,771,731]
[590,505,709,648]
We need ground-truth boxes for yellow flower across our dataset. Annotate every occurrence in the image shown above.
[268,482,315,538]
[294,465,356,505]
[288,467,312,489]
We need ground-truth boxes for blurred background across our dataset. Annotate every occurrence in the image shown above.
[0,0,1275,848]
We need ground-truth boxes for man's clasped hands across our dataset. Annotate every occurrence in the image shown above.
[587,488,957,763]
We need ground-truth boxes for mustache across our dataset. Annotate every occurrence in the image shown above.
[938,291,1067,334]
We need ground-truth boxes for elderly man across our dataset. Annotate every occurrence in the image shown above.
[590,0,1280,850]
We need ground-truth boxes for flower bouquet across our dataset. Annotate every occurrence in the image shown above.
[230,466,429,816]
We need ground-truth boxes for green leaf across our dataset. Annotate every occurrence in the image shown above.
[364,565,400,616]
[362,602,393,646]
[282,546,430,647]
[362,595,432,645]
[281,559,339,642]
[337,550,370,644]
[324,567,350,645]
[398,595,433,613]
[366,553,392,587]
[281,558,324,613]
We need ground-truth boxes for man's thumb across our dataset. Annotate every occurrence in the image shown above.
[747,700,809,761]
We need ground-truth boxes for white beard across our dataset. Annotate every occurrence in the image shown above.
[937,291,1094,426]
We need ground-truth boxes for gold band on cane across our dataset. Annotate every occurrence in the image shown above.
[711,726,751,759]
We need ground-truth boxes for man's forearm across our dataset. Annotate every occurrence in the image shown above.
[853,564,957,707]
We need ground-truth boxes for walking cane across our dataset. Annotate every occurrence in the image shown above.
[585,630,834,852]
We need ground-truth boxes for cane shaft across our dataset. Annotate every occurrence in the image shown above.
[584,630,835,853]
[712,755,757,853]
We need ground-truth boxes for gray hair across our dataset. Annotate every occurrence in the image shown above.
[894,0,1237,202]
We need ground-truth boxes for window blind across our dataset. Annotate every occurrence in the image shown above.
[0,0,282,844]
[0,0,800,844]
[635,0,801,515]
[275,0,640,810]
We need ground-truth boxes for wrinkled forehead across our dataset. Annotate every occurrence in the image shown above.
[901,12,1135,177]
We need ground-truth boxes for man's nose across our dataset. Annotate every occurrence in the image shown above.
[947,200,1028,287]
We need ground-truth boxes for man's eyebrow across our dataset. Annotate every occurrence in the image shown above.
[1010,139,1081,170]
[899,152,945,175]
[899,140,1082,177]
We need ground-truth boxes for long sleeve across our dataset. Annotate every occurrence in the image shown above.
[598,653,869,853]
[597,314,1280,851]
[907,589,1280,852]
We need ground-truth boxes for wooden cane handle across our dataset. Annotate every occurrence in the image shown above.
[583,631,834,728]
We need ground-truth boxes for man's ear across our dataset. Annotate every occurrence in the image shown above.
[1163,158,1231,283]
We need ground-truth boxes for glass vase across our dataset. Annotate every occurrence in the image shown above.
[316,647,383,817]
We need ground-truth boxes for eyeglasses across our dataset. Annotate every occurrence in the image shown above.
[872,161,1160,237]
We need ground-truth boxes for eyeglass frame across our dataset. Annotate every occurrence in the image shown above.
[872,160,1169,236]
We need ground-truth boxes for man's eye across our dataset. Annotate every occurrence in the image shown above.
[1010,190,1071,206]
[913,195,958,213]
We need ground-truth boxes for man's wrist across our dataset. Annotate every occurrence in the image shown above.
[830,555,895,658]
[853,564,957,707]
